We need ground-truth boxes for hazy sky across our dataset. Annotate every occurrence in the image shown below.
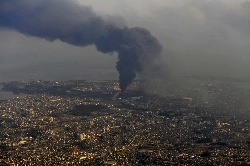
[1,0,250,81]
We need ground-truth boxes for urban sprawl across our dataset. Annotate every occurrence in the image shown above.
[0,79,250,165]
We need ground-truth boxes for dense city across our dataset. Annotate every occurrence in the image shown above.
[0,79,250,165]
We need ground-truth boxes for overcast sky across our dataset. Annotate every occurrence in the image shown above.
[1,0,250,82]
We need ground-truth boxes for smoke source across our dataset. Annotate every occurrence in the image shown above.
[0,0,163,92]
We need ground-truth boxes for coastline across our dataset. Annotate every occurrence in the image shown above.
[0,86,26,100]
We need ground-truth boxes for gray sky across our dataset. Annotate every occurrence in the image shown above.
[1,0,250,81]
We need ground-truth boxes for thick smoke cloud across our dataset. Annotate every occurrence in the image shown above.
[0,0,163,92]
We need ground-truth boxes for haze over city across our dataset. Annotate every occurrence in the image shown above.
[1,0,250,84]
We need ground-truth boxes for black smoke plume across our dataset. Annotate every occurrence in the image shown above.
[0,0,163,92]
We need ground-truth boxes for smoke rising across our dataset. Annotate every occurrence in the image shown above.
[0,0,163,92]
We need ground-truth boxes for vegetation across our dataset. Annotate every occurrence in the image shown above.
[68,104,109,116]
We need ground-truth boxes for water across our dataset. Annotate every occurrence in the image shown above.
[0,68,119,83]
[0,86,26,100]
